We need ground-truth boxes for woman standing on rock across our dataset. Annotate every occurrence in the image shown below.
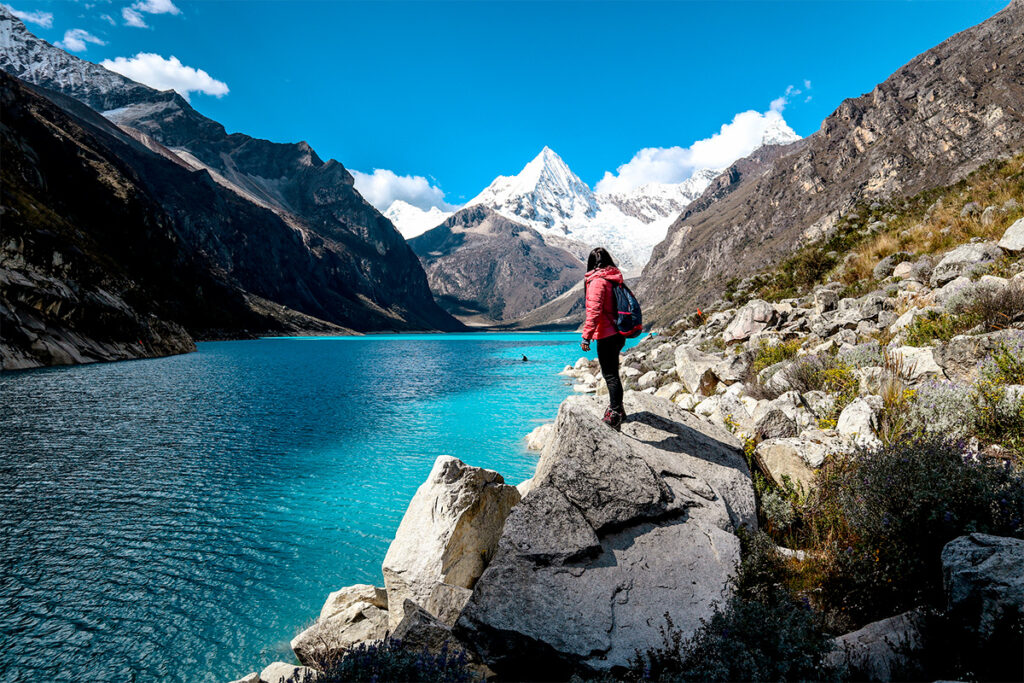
[581,247,626,431]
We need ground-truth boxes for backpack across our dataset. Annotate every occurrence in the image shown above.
[608,280,643,338]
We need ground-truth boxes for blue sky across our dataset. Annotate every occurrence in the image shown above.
[9,0,1010,210]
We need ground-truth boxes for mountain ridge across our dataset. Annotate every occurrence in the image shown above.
[639,0,1024,325]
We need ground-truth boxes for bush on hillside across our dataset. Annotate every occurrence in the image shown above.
[752,338,802,373]
[803,437,1024,629]
[318,640,480,683]
[623,530,840,683]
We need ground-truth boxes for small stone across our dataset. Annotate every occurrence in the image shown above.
[960,202,981,218]
[260,662,321,683]
[980,206,1000,227]
[998,217,1024,252]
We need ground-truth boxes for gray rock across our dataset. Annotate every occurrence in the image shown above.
[814,288,840,314]
[260,662,320,683]
[754,409,799,441]
[525,422,555,451]
[456,392,755,677]
[723,299,777,343]
[873,252,911,280]
[825,610,927,682]
[637,370,660,390]
[754,437,829,490]
[933,275,973,306]
[934,330,1024,383]
[981,205,1000,227]
[890,346,945,382]
[836,396,883,449]
[942,533,1024,644]
[673,346,720,395]
[391,599,468,657]
[291,602,389,668]
[960,201,982,218]
[891,261,915,280]
[999,217,1024,252]
[713,351,754,385]
[382,456,520,628]
[227,674,260,683]
[930,242,1002,286]
[319,584,387,621]
[424,583,474,627]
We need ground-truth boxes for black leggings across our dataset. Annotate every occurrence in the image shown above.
[597,334,626,412]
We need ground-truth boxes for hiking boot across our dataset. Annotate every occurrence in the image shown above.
[602,408,624,431]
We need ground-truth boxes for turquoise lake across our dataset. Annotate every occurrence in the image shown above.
[0,333,642,682]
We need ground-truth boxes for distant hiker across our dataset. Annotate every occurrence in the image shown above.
[581,247,634,431]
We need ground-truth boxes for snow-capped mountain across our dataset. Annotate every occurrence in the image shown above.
[464,150,709,272]
[466,146,598,233]
[463,129,800,273]
[384,200,453,239]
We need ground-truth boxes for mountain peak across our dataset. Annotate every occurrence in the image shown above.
[466,147,597,232]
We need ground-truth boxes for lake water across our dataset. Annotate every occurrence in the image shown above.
[0,333,641,682]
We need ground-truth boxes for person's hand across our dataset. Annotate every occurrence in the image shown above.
[580,339,591,352]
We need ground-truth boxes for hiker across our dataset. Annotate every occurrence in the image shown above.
[581,247,627,430]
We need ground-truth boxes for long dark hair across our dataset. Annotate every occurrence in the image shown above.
[586,247,616,272]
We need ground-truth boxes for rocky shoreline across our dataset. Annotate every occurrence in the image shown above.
[233,220,1024,683]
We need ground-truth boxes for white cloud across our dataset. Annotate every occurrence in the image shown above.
[3,4,53,27]
[100,53,229,101]
[56,28,105,52]
[595,86,807,195]
[132,0,180,14]
[121,7,146,27]
[101,13,116,25]
[351,168,456,213]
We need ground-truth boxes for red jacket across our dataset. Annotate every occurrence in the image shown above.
[582,266,624,340]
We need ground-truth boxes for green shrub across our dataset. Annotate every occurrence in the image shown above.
[903,310,975,346]
[319,640,480,683]
[982,338,1024,385]
[783,355,859,424]
[752,338,802,373]
[631,598,839,682]
[802,437,1024,629]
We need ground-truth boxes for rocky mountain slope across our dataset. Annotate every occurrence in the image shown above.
[0,8,460,359]
[409,206,584,324]
[639,0,1024,326]
[0,72,352,369]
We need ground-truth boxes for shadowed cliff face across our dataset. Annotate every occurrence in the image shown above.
[639,0,1024,326]
[0,8,461,340]
[410,206,585,324]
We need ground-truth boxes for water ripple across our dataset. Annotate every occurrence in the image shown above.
[1,334,645,682]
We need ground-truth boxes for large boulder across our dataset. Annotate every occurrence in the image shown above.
[456,392,756,678]
[999,217,1024,252]
[935,330,1024,383]
[929,242,1002,286]
[889,346,945,382]
[723,299,778,343]
[942,534,1024,646]
[673,345,720,395]
[382,456,521,628]
[824,609,927,682]
[754,430,841,490]
[291,598,389,668]
[319,584,387,621]
[836,396,882,449]
[525,422,555,451]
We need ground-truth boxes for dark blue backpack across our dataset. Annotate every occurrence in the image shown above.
[609,281,643,338]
